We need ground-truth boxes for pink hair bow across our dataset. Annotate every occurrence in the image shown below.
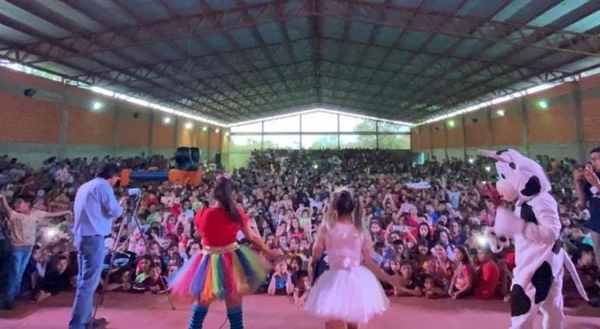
[217,172,231,180]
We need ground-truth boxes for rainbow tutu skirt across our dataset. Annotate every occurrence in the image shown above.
[168,242,270,303]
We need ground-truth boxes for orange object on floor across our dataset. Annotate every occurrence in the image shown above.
[168,169,202,187]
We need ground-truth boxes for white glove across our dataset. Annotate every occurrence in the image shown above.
[495,206,524,238]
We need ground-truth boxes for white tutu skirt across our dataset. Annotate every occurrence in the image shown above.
[304,266,389,324]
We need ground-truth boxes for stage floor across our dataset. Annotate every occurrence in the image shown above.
[0,293,598,329]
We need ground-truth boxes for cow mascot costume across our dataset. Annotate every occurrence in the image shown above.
[480,149,588,329]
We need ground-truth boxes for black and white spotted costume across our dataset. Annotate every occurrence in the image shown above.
[480,149,588,329]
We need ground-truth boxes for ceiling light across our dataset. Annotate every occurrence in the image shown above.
[163,117,171,124]
[496,109,505,116]
[215,128,220,133]
[225,132,230,136]
[185,122,193,129]
[538,100,548,109]
[202,126,208,132]
[447,120,455,128]
[92,102,102,110]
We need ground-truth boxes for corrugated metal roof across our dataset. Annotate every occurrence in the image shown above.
[0,0,597,123]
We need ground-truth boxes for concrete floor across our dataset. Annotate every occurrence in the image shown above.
[0,292,598,329]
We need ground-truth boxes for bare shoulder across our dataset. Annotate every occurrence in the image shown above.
[316,222,330,236]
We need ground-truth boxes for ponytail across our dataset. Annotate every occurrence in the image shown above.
[213,174,243,224]
[223,198,242,224]
[352,193,364,232]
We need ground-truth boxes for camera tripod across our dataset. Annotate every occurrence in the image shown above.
[91,195,175,328]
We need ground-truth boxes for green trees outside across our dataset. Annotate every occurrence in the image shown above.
[229,113,411,151]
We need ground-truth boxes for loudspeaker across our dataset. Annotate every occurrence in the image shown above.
[190,147,200,164]
[215,153,221,167]
[24,88,36,97]
[175,147,200,171]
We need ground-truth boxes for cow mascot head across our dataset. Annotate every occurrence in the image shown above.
[478,149,552,252]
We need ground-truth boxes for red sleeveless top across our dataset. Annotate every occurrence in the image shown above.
[195,206,248,247]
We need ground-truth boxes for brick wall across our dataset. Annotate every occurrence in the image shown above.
[0,67,223,165]
[0,92,61,144]
[412,76,600,162]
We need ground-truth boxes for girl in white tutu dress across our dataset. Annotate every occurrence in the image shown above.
[305,188,401,329]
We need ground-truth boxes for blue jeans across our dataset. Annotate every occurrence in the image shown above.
[7,245,32,301]
[0,239,12,302]
[69,235,105,329]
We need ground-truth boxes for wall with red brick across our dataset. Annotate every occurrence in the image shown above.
[0,93,61,144]
[0,67,223,165]
[66,105,116,146]
[152,118,175,149]
[411,76,600,162]
[581,74,600,143]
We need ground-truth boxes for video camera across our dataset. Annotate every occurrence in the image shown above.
[121,188,142,212]
[127,188,141,197]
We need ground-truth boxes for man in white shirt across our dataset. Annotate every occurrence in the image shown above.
[69,163,126,329]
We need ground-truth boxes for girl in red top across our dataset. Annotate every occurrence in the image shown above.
[169,173,279,329]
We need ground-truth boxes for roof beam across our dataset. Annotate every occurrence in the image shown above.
[83,59,481,96]
[405,0,581,114]
[186,0,273,108]
[389,0,517,109]
[234,0,290,96]
[64,0,252,117]
[70,38,565,93]
[324,0,600,58]
[1,0,312,62]
[409,54,588,122]
[145,74,421,110]
[0,11,233,121]
[364,0,470,103]
[311,0,323,102]
[0,38,230,122]
[243,95,319,116]
[345,0,389,88]
[107,0,244,117]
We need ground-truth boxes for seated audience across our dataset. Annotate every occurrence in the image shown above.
[0,150,596,312]
[473,247,500,300]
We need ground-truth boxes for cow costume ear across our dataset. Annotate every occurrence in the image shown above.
[478,149,507,162]
[521,176,541,196]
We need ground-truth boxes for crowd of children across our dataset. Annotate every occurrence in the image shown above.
[0,149,598,313]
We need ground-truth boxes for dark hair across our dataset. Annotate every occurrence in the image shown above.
[454,246,471,265]
[399,261,412,268]
[328,188,363,230]
[290,256,304,268]
[373,241,385,251]
[417,222,431,237]
[477,244,492,254]
[213,175,242,224]
[572,242,594,263]
[54,254,68,264]
[417,238,430,249]
[590,147,600,154]
[331,189,356,216]
[96,162,120,179]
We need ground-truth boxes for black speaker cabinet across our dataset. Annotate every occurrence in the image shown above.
[175,147,200,171]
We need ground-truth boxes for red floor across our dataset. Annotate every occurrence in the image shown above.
[0,292,598,329]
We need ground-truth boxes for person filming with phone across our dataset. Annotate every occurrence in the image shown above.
[69,163,127,329]
[573,148,600,273]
